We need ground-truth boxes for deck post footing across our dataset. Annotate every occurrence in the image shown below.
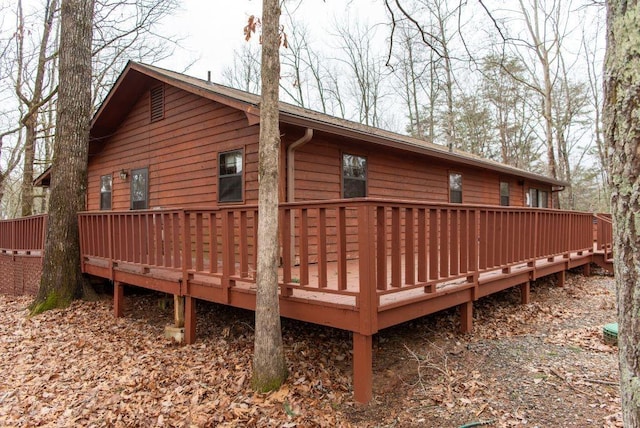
[164,326,185,343]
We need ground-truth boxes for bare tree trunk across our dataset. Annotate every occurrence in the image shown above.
[31,0,94,313]
[251,0,287,392]
[604,1,640,424]
[16,0,59,217]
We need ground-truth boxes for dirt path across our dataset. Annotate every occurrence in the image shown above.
[0,270,621,427]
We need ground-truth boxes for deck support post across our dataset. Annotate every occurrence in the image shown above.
[520,281,530,305]
[114,281,124,318]
[174,295,185,328]
[583,263,591,277]
[184,296,196,345]
[353,332,373,404]
[556,270,565,287]
[459,301,473,333]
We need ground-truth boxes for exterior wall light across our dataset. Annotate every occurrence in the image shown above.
[119,169,128,181]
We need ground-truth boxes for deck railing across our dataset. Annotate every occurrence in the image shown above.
[594,213,613,259]
[0,214,47,253]
[78,200,596,304]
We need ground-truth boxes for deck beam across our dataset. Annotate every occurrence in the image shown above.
[353,332,373,403]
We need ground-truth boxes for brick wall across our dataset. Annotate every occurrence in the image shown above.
[0,252,43,296]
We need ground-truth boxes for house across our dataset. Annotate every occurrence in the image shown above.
[85,62,561,212]
[11,62,613,403]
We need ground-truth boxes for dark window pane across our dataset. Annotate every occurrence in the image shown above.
[344,178,367,199]
[131,168,148,209]
[219,150,243,202]
[100,192,111,210]
[449,173,462,203]
[500,181,509,206]
[219,176,242,202]
[342,154,367,198]
[100,175,112,210]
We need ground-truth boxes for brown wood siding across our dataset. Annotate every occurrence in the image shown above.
[290,134,541,207]
[87,84,260,210]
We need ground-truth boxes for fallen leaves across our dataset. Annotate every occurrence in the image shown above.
[0,271,623,427]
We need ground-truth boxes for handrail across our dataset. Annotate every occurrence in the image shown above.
[78,200,597,307]
[0,214,47,252]
[594,213,613,259]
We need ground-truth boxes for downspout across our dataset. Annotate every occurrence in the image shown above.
[287,128,314,266]
[551,185,566,209]
[287,128,314,203]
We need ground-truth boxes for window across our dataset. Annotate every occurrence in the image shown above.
[130,168,148,209]
[342,154,367,198]
[100,175,112,210]
[449,173,462,203]
[219,150,243,202]
[150,85,164,122]
[500,181,509,206]
[529,188,549,208]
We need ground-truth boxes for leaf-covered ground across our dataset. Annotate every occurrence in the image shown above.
[0,269,621,427]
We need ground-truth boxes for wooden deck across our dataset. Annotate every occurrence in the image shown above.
[73,199,615,402]
[0,200,614,403]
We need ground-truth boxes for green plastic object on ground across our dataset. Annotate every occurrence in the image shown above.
[603,322,618,345]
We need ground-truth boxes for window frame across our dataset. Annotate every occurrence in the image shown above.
[529,188,549,208]
[449,172,463,204]
[100,174,112,210]
[341,153,368,199]
[499,181,510,206]
[130,167,149,210]
[218,149,244,203]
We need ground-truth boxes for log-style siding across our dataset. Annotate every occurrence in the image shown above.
[290,132,550,206]
[87,84,260,210]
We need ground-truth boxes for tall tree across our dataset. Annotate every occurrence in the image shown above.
[14,0,59,217]
[251,0,288,391]
[604,1,640,424]
[31,0,94,313]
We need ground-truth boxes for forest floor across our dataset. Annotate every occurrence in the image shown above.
[0,268,621,427]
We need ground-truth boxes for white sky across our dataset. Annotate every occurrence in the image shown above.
[156,0,389,81]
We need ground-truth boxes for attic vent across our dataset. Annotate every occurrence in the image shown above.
[150,85,164,122]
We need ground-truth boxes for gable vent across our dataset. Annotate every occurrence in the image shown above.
[150,85,164,123]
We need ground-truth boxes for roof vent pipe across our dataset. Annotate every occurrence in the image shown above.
[207,71,211,83]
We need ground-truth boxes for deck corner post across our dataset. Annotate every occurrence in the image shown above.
[520,281,531,305]
[353,332,373,403]
[184,296,196,344]
[459,300,473,333]
[114,281,124,318]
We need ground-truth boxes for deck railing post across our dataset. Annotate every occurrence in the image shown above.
[354,202,377,403]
